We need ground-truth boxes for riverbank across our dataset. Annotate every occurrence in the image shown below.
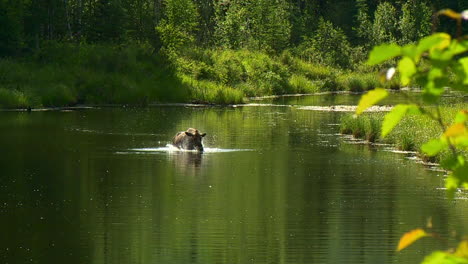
[0,43,399,109]
[339,103,468,163]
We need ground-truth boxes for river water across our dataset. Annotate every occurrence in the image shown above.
[1,94,467,264]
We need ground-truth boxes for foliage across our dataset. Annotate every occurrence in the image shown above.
[0,43,190,107]
[156,0,199,56]
[214,0,291,52]
[359,17,467,196]
[354,0,373,48]
[297,19,352,68]
[340,113,383,142]
[355,9,468,264]
[371,2,399,45]
[399,0,433,44]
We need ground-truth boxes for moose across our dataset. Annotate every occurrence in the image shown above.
[172,128,207,151]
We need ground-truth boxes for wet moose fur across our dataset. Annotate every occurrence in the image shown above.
[172,128,206,151]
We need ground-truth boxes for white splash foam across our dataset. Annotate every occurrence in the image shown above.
[127,144,253,154]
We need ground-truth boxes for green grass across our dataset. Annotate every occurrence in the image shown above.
[288,74,321,93]
[336,72,380,92]
[0,44,386,108]
[0,88,30,108]
[340,113,383,142]
[340,103,467,161]
[0,43,190,108]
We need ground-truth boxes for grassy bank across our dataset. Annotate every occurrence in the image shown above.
[0,43,395,108]
[340,103,468,162]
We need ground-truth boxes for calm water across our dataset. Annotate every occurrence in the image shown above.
[1,95,467,264]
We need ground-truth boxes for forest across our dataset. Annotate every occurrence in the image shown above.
[0,0,466,106]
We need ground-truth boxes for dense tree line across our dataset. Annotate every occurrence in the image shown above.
[0,0,465,61]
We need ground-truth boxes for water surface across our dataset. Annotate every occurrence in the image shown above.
[1,99,467,264]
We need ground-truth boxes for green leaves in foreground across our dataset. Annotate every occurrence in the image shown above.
[420,239,468,264]
[381,104,420,137]
[355,88,388,115]
[421,251,468,264]
[421,138,448,156]
[367,44,401,66]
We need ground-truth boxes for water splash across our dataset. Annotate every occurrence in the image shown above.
[119,144,253,154]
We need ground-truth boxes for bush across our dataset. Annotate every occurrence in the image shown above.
[288,74,320,93]
[337,73,379,92]
[0,88,30,108]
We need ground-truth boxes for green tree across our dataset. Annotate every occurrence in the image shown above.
[214,0,290,52]
[0,0,25,56]
[287,0,319,45]
[371,2,398,45]
[156,0,199,55]
[399,0,433,44]
[85,0,126,42]
[353,0,372,48]
[299,18,352,68]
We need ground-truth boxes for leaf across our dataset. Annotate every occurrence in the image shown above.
[459,57,468,85]
[455,110,468,123]
[397,229,429,251]
[455,240,468,258]
[367,44,401,65]
[450,40,468,56]
[356,88,389,115]
[381,104,417,137]
[446,174,459,200]
[421,251,468,264]
[398,57,417,86]
[417,33,451,53]
[444,123,467,138]
[402,44,420,62]
[421,139,448,156]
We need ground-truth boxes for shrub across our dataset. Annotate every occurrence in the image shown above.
[0,88,30,108]
[288,74,320,93]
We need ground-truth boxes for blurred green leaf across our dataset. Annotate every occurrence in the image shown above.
[449,40,468,56]
[421,138,448,156]
[459,57,468,85]
[424,81,445,97]
[441,156,460,170]
[402,44,420,62]
[446,174,459,200]
[398,57,417,86]
[356,88,389,115]
[367,44,401,65]
[381,104,419,137]
[421,250,468,264]
[417,33,451,54]
[454,111,468,123]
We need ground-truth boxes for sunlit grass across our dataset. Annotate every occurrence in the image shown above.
[340,103,468,161]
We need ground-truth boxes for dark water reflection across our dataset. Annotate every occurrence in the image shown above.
[0,102,467,264]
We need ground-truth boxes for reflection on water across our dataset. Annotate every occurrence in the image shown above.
[0,100,467,264]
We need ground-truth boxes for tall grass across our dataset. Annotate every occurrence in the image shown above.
[340,113,383,142]
[0,44,385,108]
[340,103,467,161]
[336,72,379,92]
[0,43,190,108]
